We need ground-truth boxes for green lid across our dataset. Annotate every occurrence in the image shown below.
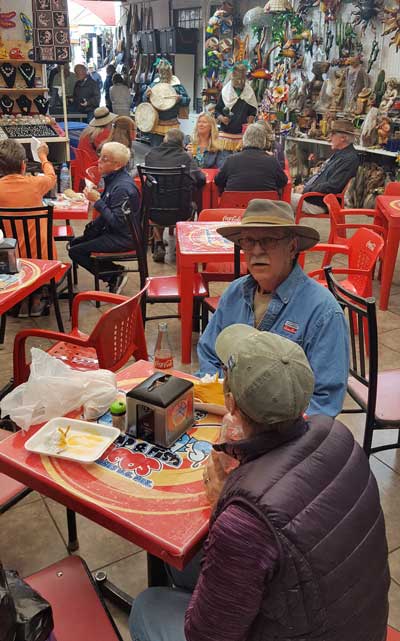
[109,400,126,415]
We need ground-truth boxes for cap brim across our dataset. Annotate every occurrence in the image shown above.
[215,324,259,365]
[217,223,320,251]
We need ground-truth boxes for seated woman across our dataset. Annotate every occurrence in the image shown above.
[102,116,136,176]
[0,139,57,317]
[185,112,227,169]
[214,124,288,194]
[76,106,117,167]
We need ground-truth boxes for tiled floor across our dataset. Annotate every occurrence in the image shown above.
[0,150,399,638]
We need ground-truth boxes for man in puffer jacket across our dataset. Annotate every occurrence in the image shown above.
[129,327,389,641]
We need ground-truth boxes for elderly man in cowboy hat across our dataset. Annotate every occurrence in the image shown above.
[291,119,359,215]
[197,199,349,417]
[130,328,389,641]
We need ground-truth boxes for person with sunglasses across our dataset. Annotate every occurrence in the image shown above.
[197,199,349,418]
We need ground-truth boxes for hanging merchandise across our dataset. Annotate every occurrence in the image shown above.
[351,0,384,34]
[20,12,33,42]
[18,63,36,88]
[32,0,71,63]
[0,11,16,29]
[0,63,16,88]
[382,0,400,51]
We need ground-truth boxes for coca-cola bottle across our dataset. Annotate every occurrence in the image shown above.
[154,322,174,369]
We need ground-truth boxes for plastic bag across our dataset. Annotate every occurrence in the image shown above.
[0,347,117,431]
[0,563,16,641]
[6,569,54,641]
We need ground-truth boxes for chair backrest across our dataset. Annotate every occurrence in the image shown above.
[198,208,245,222]
[137,164,194,227]
[86,163,102,187]
[219,191,279,208]
[384,181,400,196]
[0,205,54,260]
[323,193,344,242]
[71,147,94,191]
[89,286,148,370]
[347,228,384,296]
[324,266,378,431]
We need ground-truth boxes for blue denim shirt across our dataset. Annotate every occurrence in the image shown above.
[197,264,349,417]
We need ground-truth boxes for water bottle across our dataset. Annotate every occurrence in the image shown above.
[154,322,174,369]
[59,162,70,193]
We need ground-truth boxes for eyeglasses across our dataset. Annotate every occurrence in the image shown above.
[238,235,290,251]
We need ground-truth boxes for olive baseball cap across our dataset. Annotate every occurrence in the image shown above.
[215,324,314,424]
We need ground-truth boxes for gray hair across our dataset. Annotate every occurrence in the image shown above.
[164,128,184,146]
[101,141,130,165]
[243,124,266,150]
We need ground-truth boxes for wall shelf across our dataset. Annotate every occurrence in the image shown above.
[286,136,398,158]
[0,87,48,92]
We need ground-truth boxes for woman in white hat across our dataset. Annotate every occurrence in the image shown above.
[76,106,118,167]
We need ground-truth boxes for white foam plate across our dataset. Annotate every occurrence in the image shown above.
[24,417,120,463]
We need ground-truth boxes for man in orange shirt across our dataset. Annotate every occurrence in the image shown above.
[0,139,57,316]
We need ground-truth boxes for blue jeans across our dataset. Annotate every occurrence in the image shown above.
[129,552,202,641]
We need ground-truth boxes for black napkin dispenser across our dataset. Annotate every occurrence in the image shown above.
[0,238,18,274]
[126,373,194,447]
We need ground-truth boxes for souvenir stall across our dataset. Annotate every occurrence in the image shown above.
[0,0,70,163]
[205,0,400,205]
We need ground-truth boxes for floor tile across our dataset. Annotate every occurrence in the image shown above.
[389,547,400,586]
[0,499,67,576]
[6,490,43,510]
[370,457,400,553]
[389,580,400,630]
[96,550,148,598]
[44,497,141,571]
[379,328,400,352]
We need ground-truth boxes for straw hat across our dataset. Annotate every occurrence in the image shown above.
[217,199,320,251]
[89,107,117,127]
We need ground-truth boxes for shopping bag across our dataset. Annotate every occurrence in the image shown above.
[6,569,53,641]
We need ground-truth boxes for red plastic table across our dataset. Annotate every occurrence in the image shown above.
[176,220,240,363]
[0,259,63,315]
[375,196,400,310]
[0,360,220,569]
[53,198,90,221]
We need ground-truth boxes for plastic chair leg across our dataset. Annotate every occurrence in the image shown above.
[50,279,65,333]
[0,314,6,345]
[66,507,79,552]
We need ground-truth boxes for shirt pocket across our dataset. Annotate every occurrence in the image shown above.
[277,321,304,346]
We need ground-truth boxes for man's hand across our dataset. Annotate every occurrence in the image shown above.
[83,187,101,202]
[80,98,88,107]
[203,449,228,506]
[247,115,255,123]
[175,94,182,103]
[294,184,304,194]
[145,87,152,98]
[38,143,49,162]
[218,115,230,126]
[186,143,194,155]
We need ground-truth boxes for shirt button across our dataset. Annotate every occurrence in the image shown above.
[283,297,288,303]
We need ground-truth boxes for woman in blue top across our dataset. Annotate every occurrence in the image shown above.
[186,113,228,169]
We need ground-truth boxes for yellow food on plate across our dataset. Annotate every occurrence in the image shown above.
[63,189,85,202]
[193,374,225,406]
[57,425,70,448]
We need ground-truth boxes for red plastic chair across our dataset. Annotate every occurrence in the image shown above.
[300,228,384,298]
[71,147,94,192]
[388,626,400,640]
[294,179,351,225]
[13,288,148,387]
[322,194,386,269]
[198,208,247,284]
[25,556,123,641]
[218,190,280,208]
[384,181,400,196]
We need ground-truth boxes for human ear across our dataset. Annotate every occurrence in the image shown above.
[224,391,237,414]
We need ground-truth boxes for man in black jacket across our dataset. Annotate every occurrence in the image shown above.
[68,142,139,293]
[145,128,206,262]
[214,124,288,194]
[71,64,100,122]
[291,119,359,215]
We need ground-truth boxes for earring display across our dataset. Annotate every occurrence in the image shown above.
[19,63,36,88]
[0,63,17,88]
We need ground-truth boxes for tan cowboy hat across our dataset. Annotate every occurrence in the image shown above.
[217,199,320,251]
[89,106,117,127]
[331,119,355,135]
